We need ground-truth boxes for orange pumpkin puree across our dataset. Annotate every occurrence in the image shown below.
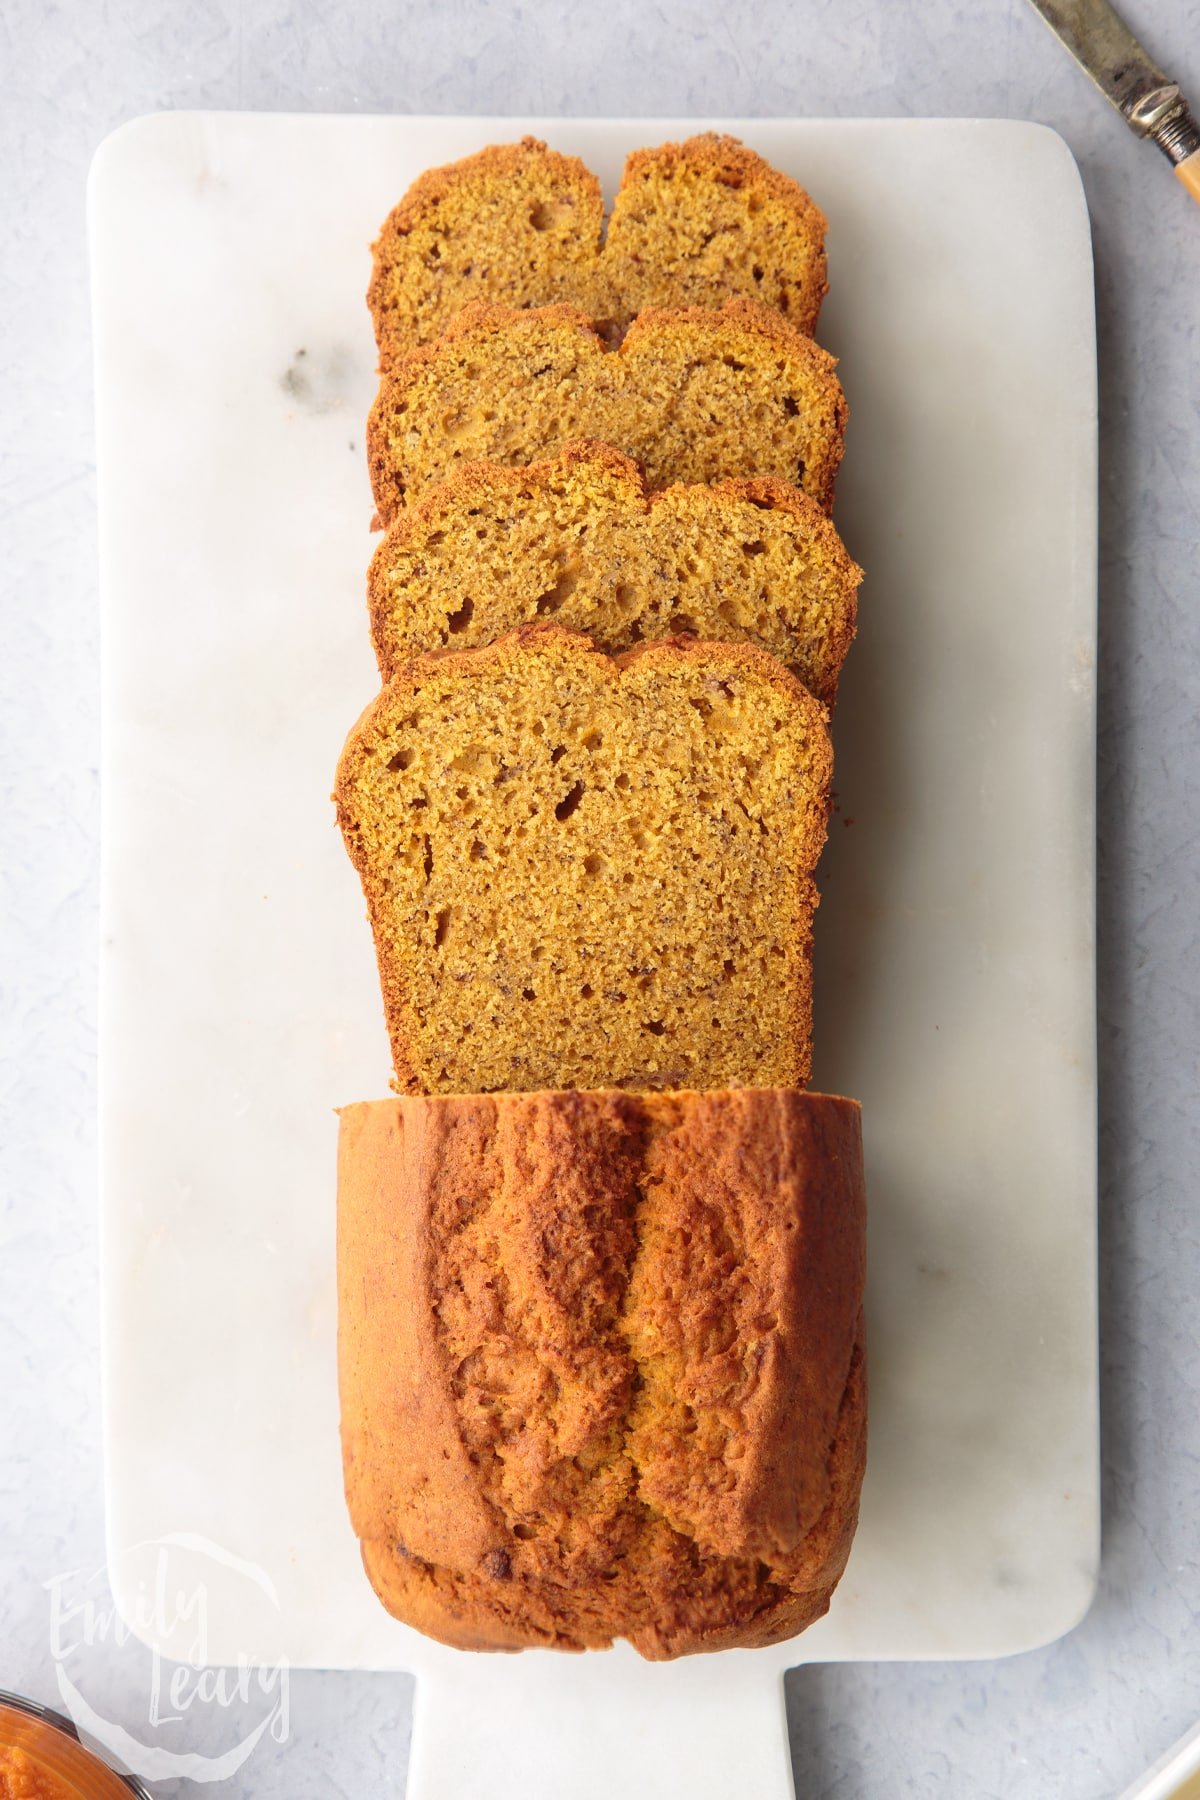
[0,1745,74,1800]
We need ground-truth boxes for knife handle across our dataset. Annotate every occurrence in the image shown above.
[1176,147,1200,205]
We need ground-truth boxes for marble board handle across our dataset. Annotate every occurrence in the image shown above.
[405,1657,801,1800]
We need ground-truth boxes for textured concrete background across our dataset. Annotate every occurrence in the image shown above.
[2,1,1198,1794]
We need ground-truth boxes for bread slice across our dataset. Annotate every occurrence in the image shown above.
[334,626,832,1095]
[338,1087,867,1657]
[368,298,847,527]
[368,441,861,709]
[368,134,829,370]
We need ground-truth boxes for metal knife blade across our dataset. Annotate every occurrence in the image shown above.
[1029,0,1171,123]
[1027,0,1200,197]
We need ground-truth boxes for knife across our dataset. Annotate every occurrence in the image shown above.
[1027,0,1200,204]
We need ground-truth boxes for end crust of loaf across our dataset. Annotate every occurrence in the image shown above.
[338,1086,866,1657]
[366,439,862,708]
[368,133,829,368]
[333,625,832,1097]
[367,296,847,528]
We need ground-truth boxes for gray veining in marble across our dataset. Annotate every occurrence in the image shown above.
[1,0,1198,1795]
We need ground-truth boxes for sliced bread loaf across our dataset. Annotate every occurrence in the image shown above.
[368,297,846,527]
[338,1087,866,1656]
[368,133,829,369]
[368,441,861,709]
[334,626,832,1096]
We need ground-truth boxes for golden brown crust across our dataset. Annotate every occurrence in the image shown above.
[338,1088,866,1657]
[380,137,603,243]
[367,298,847,527]
[333,625,832,1097]
[621,133,827,230]
[622,293,830,362]
[368,134,829,368]
[365,440,861,707]
[398,293,607,359]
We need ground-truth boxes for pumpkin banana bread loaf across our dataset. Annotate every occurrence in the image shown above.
[368,133,829,370]
[368,298,847,527]
[335,625,832,1096]
[338,1087,866,1656]
[368,441,861,709]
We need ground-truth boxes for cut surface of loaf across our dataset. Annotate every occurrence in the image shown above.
[338,1087,867,1657]
[368,442,862,709]
[368,133,829,369]
[334,626,832,1095]
[368,298,846,527]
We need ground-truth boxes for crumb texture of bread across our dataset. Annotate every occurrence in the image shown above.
[369,134,829,368]
[334,626,832,1096]
[368,442,861,709]
[368,299,846,527]
[338,1087,866,1657]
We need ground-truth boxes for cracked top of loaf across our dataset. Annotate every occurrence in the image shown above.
[338,1086,866,1657]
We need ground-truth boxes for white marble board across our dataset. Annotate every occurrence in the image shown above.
[90,114,1098,1799]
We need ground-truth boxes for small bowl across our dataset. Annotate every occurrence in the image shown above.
[0,1691,152,1799]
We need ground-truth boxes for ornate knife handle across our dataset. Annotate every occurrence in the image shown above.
[1126,83,1200,202]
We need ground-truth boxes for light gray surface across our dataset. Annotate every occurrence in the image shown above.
[0,1,1196,1796]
